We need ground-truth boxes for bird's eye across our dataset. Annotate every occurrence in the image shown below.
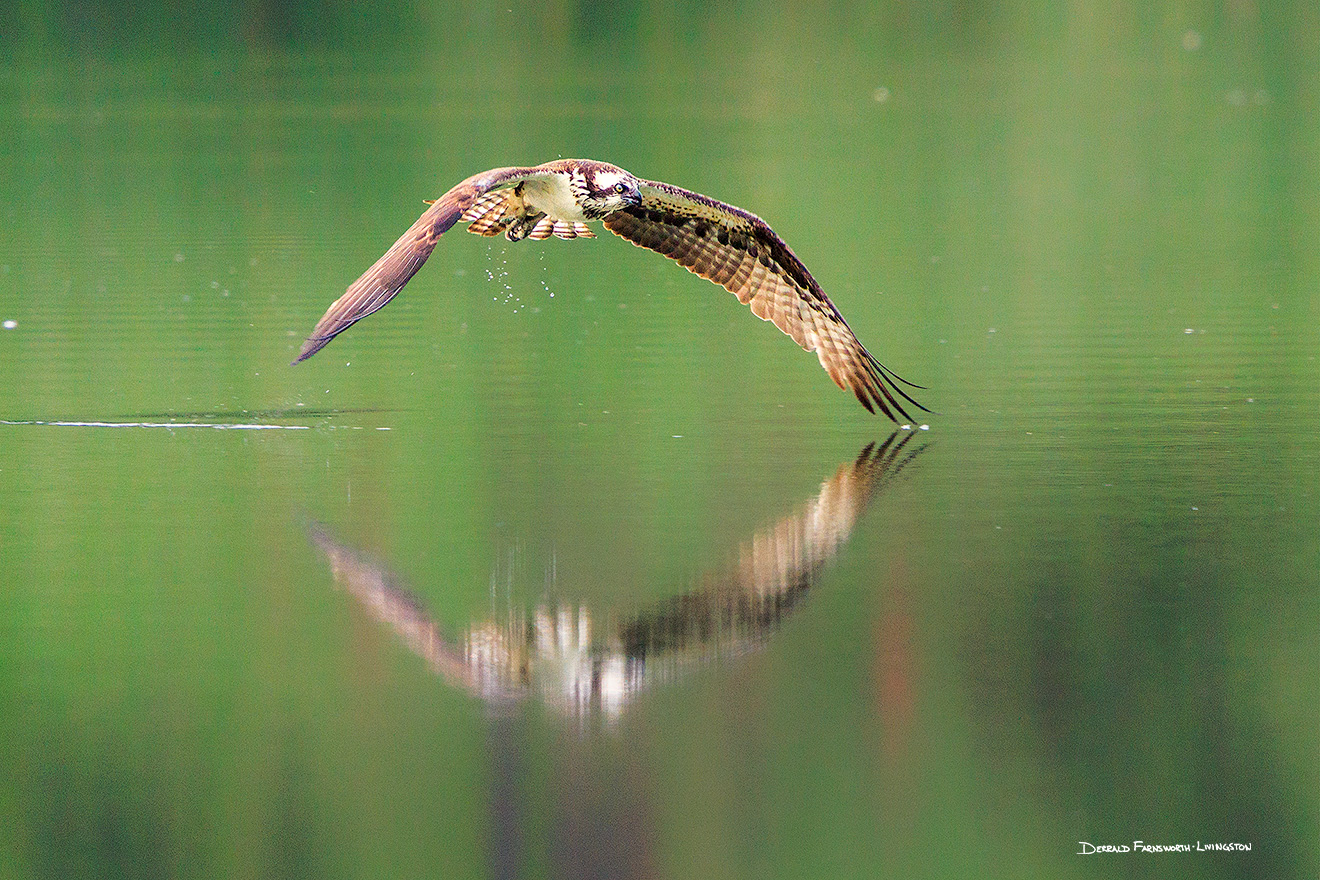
[614,183,628,194]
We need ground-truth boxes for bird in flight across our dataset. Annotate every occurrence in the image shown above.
[293,159,926,421]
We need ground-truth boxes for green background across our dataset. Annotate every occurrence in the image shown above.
[1,2,1316,877]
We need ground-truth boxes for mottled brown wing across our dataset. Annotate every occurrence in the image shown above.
[603,180,925,421]
[293,165,547,363]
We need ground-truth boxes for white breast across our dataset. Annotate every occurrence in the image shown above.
[520,175,586,222]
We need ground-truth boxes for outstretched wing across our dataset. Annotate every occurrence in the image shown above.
[603,180,925,421]
[293,165,551,363]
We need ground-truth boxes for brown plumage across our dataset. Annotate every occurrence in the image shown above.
[294,159,926,421]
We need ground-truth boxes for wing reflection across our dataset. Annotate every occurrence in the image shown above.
[308,432,926,718]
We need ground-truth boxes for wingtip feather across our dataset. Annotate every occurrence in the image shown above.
[293,335,334,364]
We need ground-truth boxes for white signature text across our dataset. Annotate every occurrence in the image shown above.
[1077,841,1251,854]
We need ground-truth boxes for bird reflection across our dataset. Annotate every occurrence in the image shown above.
[308,432,926,719]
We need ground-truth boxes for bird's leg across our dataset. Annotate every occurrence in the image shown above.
[504,212,546,242]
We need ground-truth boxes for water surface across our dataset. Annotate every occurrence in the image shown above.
[1,6,1317,878]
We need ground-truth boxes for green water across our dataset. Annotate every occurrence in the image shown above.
[2,5,1317,878]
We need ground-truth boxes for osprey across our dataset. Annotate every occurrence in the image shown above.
[294,159,926,421]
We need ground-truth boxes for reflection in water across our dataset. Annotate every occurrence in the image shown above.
[308,432,926,718]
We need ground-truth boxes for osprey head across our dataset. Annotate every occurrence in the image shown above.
[575,164,643,219]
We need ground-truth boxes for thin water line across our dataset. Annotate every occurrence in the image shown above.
[0,419,312,430]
